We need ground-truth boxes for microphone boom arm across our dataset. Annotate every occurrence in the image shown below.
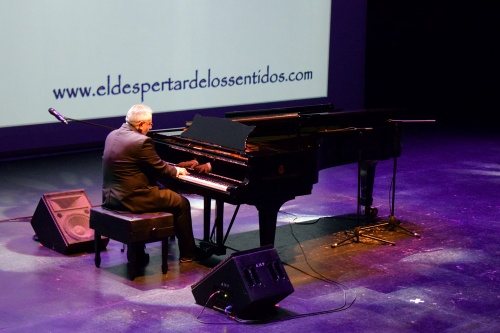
[64,117,116,131]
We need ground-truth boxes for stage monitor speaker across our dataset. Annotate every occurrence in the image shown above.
[191,246,294,319]
[30,189,108,255]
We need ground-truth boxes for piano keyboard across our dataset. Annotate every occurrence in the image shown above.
[178,173,232,192]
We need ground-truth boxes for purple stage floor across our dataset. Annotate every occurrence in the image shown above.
[1,123,499,332]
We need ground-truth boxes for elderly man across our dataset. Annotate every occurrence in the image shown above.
[102,104,210,264]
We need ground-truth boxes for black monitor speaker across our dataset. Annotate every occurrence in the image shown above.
[30,189,108,254]
[191,246,294,319]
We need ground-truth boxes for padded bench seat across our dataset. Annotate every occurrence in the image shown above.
[89,206,175,280]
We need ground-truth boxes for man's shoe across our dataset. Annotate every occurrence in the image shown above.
[179,256,195,263]
[179,247,212,263]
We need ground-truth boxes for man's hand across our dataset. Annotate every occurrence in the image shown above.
[194,163,211,174]
[177,159,199,169]
[175,167,189,177]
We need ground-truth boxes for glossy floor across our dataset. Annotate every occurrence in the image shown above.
[0,123,499,333]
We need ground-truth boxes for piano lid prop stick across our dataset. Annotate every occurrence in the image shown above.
[388,119,436,123]
[319,127,373,133]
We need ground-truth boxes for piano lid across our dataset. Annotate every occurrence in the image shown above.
[180,114,255,151]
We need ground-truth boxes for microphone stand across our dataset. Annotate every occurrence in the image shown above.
[331,128,396,247]
[331,119,435,248]
[370,119,435,237]
[62,117,116,131]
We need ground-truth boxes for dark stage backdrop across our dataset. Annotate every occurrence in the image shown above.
[0,0,368,159]
[364,2,496,128]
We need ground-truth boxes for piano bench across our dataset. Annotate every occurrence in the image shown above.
[89,206,175,280]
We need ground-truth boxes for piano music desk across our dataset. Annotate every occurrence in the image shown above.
[89,206,174,280]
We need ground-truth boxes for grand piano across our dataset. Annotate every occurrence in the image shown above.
[150,104,402,254]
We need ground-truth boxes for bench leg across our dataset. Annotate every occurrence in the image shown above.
[94,231,101,268]
[161,239,168,274]
[127,243,137,280]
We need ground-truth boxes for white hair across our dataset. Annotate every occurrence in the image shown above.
[125,104,153,124]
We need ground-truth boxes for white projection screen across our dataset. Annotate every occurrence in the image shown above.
[0,0,367,158]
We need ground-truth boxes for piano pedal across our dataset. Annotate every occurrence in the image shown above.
[364,207,378,217]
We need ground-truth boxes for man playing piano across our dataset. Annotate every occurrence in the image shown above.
[101,104,211,264]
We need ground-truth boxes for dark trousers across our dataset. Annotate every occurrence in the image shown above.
[158,189,196,258]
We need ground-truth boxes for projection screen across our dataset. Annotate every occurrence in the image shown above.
[0,0,367,158]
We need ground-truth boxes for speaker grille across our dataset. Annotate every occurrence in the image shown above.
[63,213,93,241]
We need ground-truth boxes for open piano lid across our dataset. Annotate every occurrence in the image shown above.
[180,114,256,151]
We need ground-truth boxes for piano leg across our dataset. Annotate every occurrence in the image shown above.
[199,198,227,255]
[359,160,378,216]
[255,201,284,247]
[199,198,284,251]
[214,200,224,250]
[203,197,211,241]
